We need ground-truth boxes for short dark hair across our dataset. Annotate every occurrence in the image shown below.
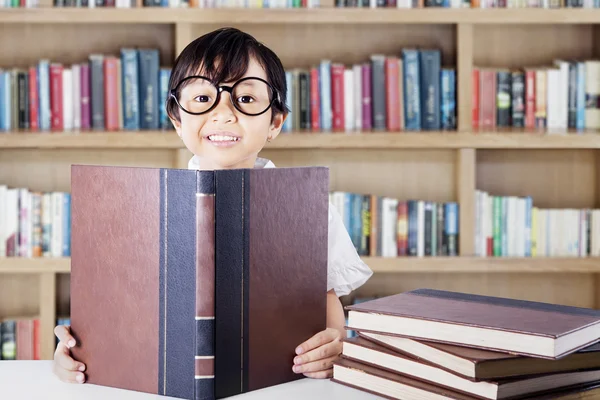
[167,27,289,123]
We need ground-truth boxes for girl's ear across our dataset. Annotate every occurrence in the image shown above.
[269,111,287,140]
[170,117,183,138]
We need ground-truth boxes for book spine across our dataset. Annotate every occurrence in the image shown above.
[29,67,39,131]
[38,61,51,131]
[104,57,119,131]
[419,49,441,130]
[195,178,216,400]
[299,71,311,130]
[159,68,170,130]
[62,67,73,131]
[121,49,140,130]
[524,69,536,129]
[535,69,547,129]
[371,55,386,130]
[72,64,81,131]
[576,62,586,131]
[568,62,578,129]
[18,71,28,130]
[319,61,332,132]
[89,55,105,130]
[385,57,400,131]
[331,64,345,132]
[496,70,511,128]
[441,68,456,130]
[310,67,320,131]
[158,169,210,400]
[445,202,458,256]
[361,63,372,130]
[472,68,479,130]
[402,49,420,131]
[80,63,91,131]
[511,70,525,128]
[138,49,159,130]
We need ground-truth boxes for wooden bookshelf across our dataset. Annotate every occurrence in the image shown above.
[2,7,600,362]
[5,131,600,149]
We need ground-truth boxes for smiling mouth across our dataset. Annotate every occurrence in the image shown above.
[207,134,240,142]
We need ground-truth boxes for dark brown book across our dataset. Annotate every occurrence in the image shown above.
[341,336,600,400]
[346,288,600,359]
[359,330,600,381]
[70,165,329,400]
[333,358,600,400]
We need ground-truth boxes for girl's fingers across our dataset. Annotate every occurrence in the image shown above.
[302,368,333,379]
[292,355,338,375]
[295,328,338,356]
[54,341,86,373]
[54,325,76,348]
[294,338,341,366]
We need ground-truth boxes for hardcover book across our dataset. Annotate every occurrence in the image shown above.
[346,288,600,359]
[70,164,329,400]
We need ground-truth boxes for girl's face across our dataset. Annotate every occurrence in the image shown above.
[171,57,286,171]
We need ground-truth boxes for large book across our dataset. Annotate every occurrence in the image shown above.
[359,331,600,381]
[333,357,600,400]
[341,336,600,400]
[70,165,329,400]
[346,288,600,359]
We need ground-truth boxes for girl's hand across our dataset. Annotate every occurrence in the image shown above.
[53,325,86,384]
[292,327,342,379]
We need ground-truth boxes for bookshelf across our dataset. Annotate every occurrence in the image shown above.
[2,6,600,362]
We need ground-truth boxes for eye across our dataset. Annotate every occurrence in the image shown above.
[194,95,211,103]
[237,95,255,104]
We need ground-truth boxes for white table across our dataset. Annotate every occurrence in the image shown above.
[0,361,384,400]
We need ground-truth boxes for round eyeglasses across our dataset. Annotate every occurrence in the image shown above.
[170,76,280,117]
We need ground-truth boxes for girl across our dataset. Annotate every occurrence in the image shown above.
[53,27,372,384]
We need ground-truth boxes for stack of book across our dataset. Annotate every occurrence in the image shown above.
[334,288,600,399]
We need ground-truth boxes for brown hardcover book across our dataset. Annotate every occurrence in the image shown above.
[333,357,600,400]
[359,331,600,381]
[346,288,600,359]
[70,165,329,400]
[341,336,600,400]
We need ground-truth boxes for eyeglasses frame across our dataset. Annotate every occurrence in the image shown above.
[169,75,281,117]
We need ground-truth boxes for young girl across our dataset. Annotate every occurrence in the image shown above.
[53,27,373,385]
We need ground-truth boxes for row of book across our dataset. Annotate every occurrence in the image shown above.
[336,0,599,7]
[0,186,71,258]
[334,288,600,399]
[0,317,71,360]
[0,48,172,133]
[473,60,600,131]
[330,191,459,257]
[283,50,456,133]
[475,189,600,258]
[50,0,318,7]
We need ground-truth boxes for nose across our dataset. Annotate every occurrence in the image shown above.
[210,90,237,124]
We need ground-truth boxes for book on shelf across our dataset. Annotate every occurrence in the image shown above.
[69,164,329,400]
[334,288,600,399]
[330,191,459,257]
[0,318,41,361]
[475,189,600,258]
[0,185,70,258]
[473,60,600,132]
[283,49,456,133]
[0,48,172,133]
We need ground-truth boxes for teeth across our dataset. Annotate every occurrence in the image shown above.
[208,135,239,142]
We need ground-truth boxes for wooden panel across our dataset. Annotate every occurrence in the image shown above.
[259,148,457,201]
[5,9,600,25]
[352,273,596,308]
[457,24,473,131]
[474,25,595,69]
[0,274,39,318]
[477,149,597,209]
[458,149,475,256]
[175,22,194,56]
[191,24,456,70]
[0,24,174,69]
[40,272,56,360]
[0,149,175,193]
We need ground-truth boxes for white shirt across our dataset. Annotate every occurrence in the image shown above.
[188,155,373,297]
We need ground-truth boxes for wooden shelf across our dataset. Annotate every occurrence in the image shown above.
[1,8,600,25]
[0,258,70,274]
[3,131,600,150]
[364,257,600,273]
[2,257,600,274]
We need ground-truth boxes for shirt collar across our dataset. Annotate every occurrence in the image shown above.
[188,155,276,170]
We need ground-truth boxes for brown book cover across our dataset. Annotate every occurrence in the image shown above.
[70,165,329,400]
[341,336,600,400]
[346,288,600,359]
[359,330,600,381]
[333,357,600,400]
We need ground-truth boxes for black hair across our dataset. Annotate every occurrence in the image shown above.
[167,27,289,123]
